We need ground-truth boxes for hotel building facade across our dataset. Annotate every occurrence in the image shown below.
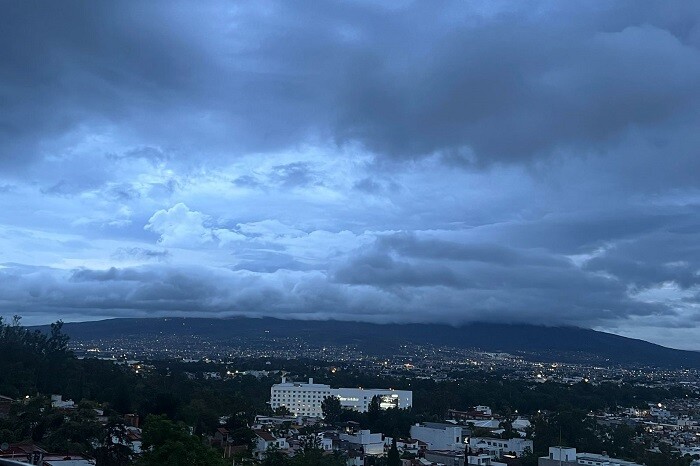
[270,377,413,418]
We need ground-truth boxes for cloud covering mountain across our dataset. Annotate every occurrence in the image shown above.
[1,1,700,349]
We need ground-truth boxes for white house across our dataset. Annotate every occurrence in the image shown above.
[320,436,334,451]
[410,422,465,451]
[50,395,76,409]
[253,430,289,459]
[340,429,385,456]
[469,436,533,458]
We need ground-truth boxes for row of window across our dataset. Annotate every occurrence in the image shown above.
[484,441,510,447]
[272,403,320,407]
[271,401,322,408]
[270,403,321,414]
[272,390,331,394]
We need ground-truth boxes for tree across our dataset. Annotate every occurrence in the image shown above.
[373,407,413,438]
[230,425,256,451]
[274,405,292,416]
[261,445,290,466]
[41,405,103,456]
[322,396,342,424]
[519,447,539,466]
[94,420,135,466]
[138,415,227,466]
[285,434,346,466]
[367,395,381,431]
[180,398,219,435]
[47,321,70,354]
[498,417,518,439]
[0,316,74,397]
[290,448,345,466]
[387,438,401,466]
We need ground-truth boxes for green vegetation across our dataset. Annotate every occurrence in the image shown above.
[260,445,346,466]
[321,395,342,424]
[312,368,691,418]
[0,316,72,397]
[138,415,227,466]
[387,438,400,466]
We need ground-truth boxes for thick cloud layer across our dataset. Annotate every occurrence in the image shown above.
[1,1,700,349]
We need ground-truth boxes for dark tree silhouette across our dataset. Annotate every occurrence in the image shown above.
[388,438,401,466]
[322,395,342,424]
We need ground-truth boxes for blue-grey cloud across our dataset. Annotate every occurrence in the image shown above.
[1,1,700,350]
[268,162,322,189]
[2,1,699,170]
[111,247,171,262]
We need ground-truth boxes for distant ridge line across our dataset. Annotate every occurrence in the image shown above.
[33,316,700,368]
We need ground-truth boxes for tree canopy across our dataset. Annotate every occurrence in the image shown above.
[137,415,227,466]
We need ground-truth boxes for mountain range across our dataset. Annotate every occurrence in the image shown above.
[38,317,700,368]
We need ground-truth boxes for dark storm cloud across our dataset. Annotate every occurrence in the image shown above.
[584,226,700,290]
[337,18,700,163]
[375,232,566,267]
[68,267,225,305]
[0,265,224,315]
[334,250,465,288]
[333,234,574,290]
[482,208,691,254]
[0,1,205,169]
[331,234,668,325]
[3,1,700,169]
[0,263,344,320]
[0,260,663,327]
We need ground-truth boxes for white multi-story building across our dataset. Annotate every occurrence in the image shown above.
[270,378,332,417]
[270,377,412,417]
[335,386,412,412]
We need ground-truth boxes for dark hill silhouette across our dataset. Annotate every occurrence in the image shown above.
[39,317,700,368]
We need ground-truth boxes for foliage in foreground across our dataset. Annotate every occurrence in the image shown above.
[137,415,228,466]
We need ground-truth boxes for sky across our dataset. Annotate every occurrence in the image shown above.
[1,1,700,350]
